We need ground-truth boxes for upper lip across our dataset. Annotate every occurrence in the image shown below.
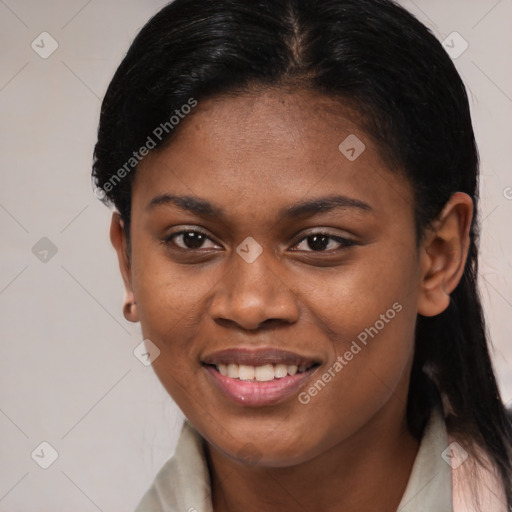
[202,347,321,367]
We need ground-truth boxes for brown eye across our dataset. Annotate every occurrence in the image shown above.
[292,233,356,252]
[165,230,219,250]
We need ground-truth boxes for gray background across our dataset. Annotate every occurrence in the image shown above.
[0,0,511,510]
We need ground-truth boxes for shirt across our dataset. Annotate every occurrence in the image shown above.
[134,407,508,512]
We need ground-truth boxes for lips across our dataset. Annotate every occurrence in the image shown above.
[201,347,321,406]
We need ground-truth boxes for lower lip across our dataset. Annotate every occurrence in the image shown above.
[203,365,318,406]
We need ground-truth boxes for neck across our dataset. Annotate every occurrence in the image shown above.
[206,402,420,512]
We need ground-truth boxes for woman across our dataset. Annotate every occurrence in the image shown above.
[92,0,512,510]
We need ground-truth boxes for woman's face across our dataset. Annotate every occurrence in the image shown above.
[124,88,423,466]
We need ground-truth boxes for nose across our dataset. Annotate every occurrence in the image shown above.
[207,246,300,331]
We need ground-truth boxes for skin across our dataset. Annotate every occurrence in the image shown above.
[110,88,473,512]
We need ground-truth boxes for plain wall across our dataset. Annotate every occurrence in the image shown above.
[0,0,511,510]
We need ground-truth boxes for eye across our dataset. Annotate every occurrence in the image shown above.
[164,229,220,250]
[163,229,355,253]
[291,232,356,252]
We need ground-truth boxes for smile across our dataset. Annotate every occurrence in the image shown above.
[212,362,315,381]
[201,347,321,406]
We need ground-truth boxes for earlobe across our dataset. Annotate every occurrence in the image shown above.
[123,300,138,322]
[417,192,473,317]
[110,212,139,323]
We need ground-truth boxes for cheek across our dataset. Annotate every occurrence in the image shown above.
[128,248,214,397]
[131,242,221,335]
[292,249,418,424]
[296,244,418,346]
[131,255,209,416]
[292,281,416,460]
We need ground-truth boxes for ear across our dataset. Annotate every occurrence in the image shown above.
[417,192,473,317]
[110,212,139,322]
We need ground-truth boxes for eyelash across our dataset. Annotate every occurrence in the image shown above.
[163,229,356,253]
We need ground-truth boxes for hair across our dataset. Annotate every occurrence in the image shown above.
[92,0,512,504]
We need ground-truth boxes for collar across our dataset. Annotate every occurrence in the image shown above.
[396,406,452,511]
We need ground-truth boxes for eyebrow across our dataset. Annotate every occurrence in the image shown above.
[147,193,373,221]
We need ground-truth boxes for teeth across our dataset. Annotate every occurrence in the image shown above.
[274,364,288,378]
[238,365,255,381]
[287,365,298,376]
[255,364,274,381]
[215,363,308,380]
[227,363,239,378]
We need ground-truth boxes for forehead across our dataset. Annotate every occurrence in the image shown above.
[132,88,413,224]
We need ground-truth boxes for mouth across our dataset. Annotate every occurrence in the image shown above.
[201,347,321,406]
[202,347,320,381]
[204,361,318,381]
